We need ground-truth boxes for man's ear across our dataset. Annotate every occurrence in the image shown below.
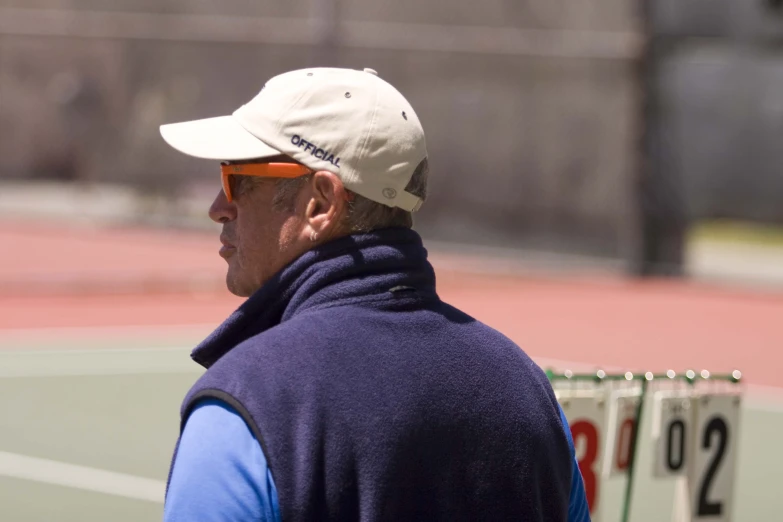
[303,171,351,241]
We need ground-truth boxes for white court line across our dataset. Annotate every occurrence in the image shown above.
[0,323,217,345]
[1,341,781,410]
[739,384,783,414]
[0,345,780,410]
[0,346,201,378]
[0,451,165,503]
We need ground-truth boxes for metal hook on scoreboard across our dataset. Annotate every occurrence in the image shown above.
[665,369,680,394]
[563,369,574,395]
[730,370,743,406]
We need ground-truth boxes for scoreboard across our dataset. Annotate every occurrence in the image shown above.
[552,370,742,522]
[559,391,607,514]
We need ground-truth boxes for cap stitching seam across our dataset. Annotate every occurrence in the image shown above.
[233,116,285,156]
[275,74,316,134]
[352,83,380,184]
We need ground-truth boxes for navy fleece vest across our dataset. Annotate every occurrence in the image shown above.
[177,228,572,521]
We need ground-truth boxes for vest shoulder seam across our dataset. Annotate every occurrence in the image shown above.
[182,389,273,476]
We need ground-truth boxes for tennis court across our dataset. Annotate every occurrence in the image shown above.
[1,222,781,521]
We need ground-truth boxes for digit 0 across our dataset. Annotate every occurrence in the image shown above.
[570,420,599,513]
[615,418,635,470]
[666,419,686,471]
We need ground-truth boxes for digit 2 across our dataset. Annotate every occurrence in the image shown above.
[697,416,728,516]
[570,420,599,513]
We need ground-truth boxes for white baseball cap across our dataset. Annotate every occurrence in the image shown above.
[160,67,428,212]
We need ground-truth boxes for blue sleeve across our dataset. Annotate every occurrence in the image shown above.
[559,405,592,522]
[164,399,281,522]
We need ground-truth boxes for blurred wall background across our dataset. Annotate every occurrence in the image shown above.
[1,0,782,273]
[652,0,783,224]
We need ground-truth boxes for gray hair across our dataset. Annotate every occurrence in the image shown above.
[272,159,429,233]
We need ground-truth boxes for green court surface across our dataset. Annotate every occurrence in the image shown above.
[0,343,780,522]
[0,345,201,522]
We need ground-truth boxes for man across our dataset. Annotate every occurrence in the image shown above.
[160,67,589,521]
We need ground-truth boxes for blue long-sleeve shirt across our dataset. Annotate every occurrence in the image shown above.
[164,399,589,521]
[164,399,281,521]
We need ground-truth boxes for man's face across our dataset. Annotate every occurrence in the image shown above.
[208,170,306,297]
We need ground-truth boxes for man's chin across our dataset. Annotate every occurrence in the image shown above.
[225,268,258,298]
[225,280,249,298]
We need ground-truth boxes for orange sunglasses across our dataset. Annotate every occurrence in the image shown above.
[220,162,313,202]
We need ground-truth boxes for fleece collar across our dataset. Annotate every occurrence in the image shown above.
[191,227,437,368]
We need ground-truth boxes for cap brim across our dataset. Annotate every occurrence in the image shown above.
[159,115,281,161]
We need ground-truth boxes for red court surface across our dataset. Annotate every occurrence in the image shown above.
[2,221,781,388]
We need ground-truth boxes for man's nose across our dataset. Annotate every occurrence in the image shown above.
[208,189,237,224]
